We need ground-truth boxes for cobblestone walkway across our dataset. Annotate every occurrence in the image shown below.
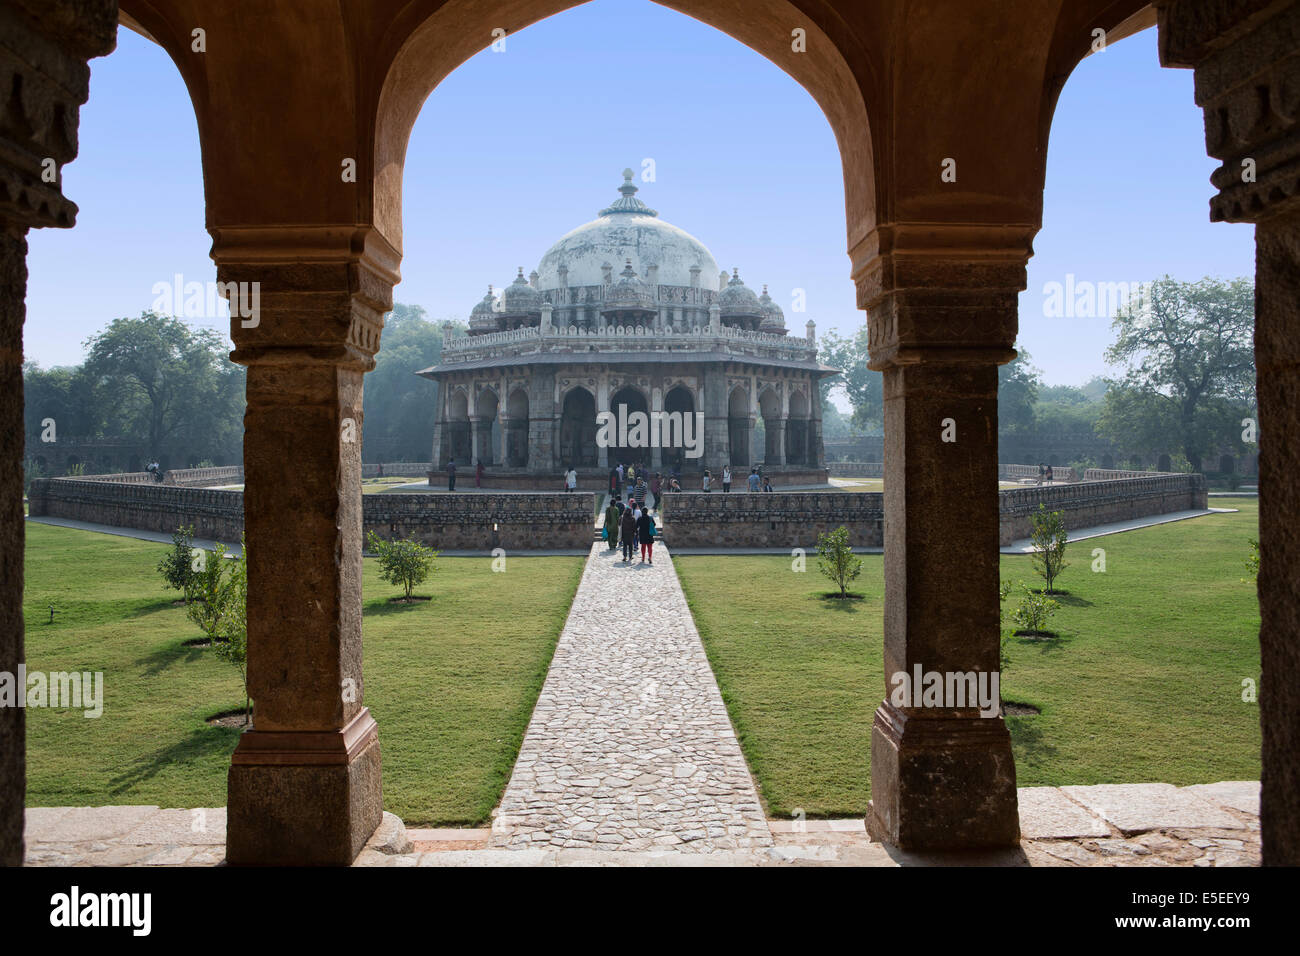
[489,542,772,852]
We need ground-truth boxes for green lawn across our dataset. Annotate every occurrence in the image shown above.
[22,522,583,826]
[674,497,1262,818]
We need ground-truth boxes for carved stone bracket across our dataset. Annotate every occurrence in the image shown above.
[1159,0,1300,223]
[850,222,1032,370]
[0,0,116,230]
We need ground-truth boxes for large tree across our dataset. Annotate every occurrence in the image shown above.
[80,311,244,465]
[1098,275,1255,471]
[999,348,1042,436]
[361,303,457,461]
[818,326,883,433]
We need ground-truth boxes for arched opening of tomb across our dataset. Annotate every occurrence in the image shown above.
[475,388,500,467]
[607,385,650,469]
[787,389,810,466]
[758,388,782,464]
[662,385,696,474]
[445,389,472,465]
[560,387,598,470]
[727,386,751,468]
[506,387,530,468]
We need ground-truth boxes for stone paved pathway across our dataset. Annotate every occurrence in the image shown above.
[489,542,772,852]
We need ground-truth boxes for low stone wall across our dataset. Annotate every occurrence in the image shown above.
[163,466,244,487]
[1083,468,1167,481]
[362,462,433,479]
[364,493,594,550]
[28,478,245,542]
[828,461,883,479]
[72,471,154,484]
[662,492,884,548]
[28,477,594,551]
[998,474,1207,546]
[1000,463,1080,483]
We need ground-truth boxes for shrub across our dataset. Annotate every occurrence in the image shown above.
[65,462,84,476]
[214,535,250,724]
[816,525,862,598]
[1244,538,1260,582]
[186,541,235,642]
[157,525,198,603]
[366,530,438,600]
[1011,583,1059,636]
[1029,503,1069,594]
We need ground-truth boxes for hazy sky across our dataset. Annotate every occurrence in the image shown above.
[26,0,1254,389]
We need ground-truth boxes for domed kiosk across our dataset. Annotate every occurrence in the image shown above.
[419,170,834,487]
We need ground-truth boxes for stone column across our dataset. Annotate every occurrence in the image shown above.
[650,385,663,470]
[702,366,729,469]
[857,225,1025,849]
[498,413,508,469]
[0,0,115,868]
[217,227,396,865]
[1157,0,1300,865]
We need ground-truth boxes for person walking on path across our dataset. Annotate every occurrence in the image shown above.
[634,476,647,508]
[604,497,621,550]
[609,466,620,496]
[637,506,656,564]
[619,502,637,562]
[722,465,732,493]
[476,459,484,488]
[447,458,457,492]
[702,470,712,492]
[762,475,773,492]
[747,467,760,492]
[565,466,577,492]
[650,472,661,500]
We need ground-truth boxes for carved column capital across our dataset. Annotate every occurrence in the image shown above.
[0,0,116,231]
[850,223,1031,370]
[1158,0,1300,223]
[213,224,399,371]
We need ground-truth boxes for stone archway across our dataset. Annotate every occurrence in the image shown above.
[727,386,751,468]
[445,389,471,466]
[663,385,695,473]
[560,387,597,469]
[758,388,783,465]
[506,387,530,468]
[55,0,1277,868]
[475,388,499,467]
[787,389,810,466]
[608,385,650,469]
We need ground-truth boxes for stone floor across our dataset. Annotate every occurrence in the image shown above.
[22,780,1260,866]
[488,542,773,852]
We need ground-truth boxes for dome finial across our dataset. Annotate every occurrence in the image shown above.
[599,167,658,217]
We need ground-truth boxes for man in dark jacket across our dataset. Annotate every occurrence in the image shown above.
[447,459,456,492]
[636,508,656,564]
[619,505,637,562]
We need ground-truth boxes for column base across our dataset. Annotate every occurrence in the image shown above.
[226,708,383,865]
[867,702,1019,850]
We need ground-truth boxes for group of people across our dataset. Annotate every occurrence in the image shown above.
[1037,463,1056,485]
[443,458,487,491]
[603,493,657,564]
[144,459,163,482]
[605,462,679,503]
[701,465,772,493]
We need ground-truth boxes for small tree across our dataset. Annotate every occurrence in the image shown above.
[1011,582,1059,636]
[1029,503,1069,594]
[157,524,198,603]
[816,525,862,598]
[186,541,234,642]
[1244,538,1260,582]
[214,535,250,724]
[366,530,438,601]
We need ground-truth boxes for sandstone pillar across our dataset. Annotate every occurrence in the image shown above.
[1157,0,1300,864]
[217,227,396,865]
[468,415,482,467]
[0,0,115,868]
[858,226,1025,848]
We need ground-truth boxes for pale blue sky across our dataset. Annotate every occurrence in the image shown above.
[25,0,1254,391]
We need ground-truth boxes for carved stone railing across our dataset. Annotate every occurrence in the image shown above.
[163,466,244,486]
[440,322,817,366]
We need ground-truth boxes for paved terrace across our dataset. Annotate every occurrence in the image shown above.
[23,780,1260,866]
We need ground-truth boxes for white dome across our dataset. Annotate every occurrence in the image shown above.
[535,171,720,290]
